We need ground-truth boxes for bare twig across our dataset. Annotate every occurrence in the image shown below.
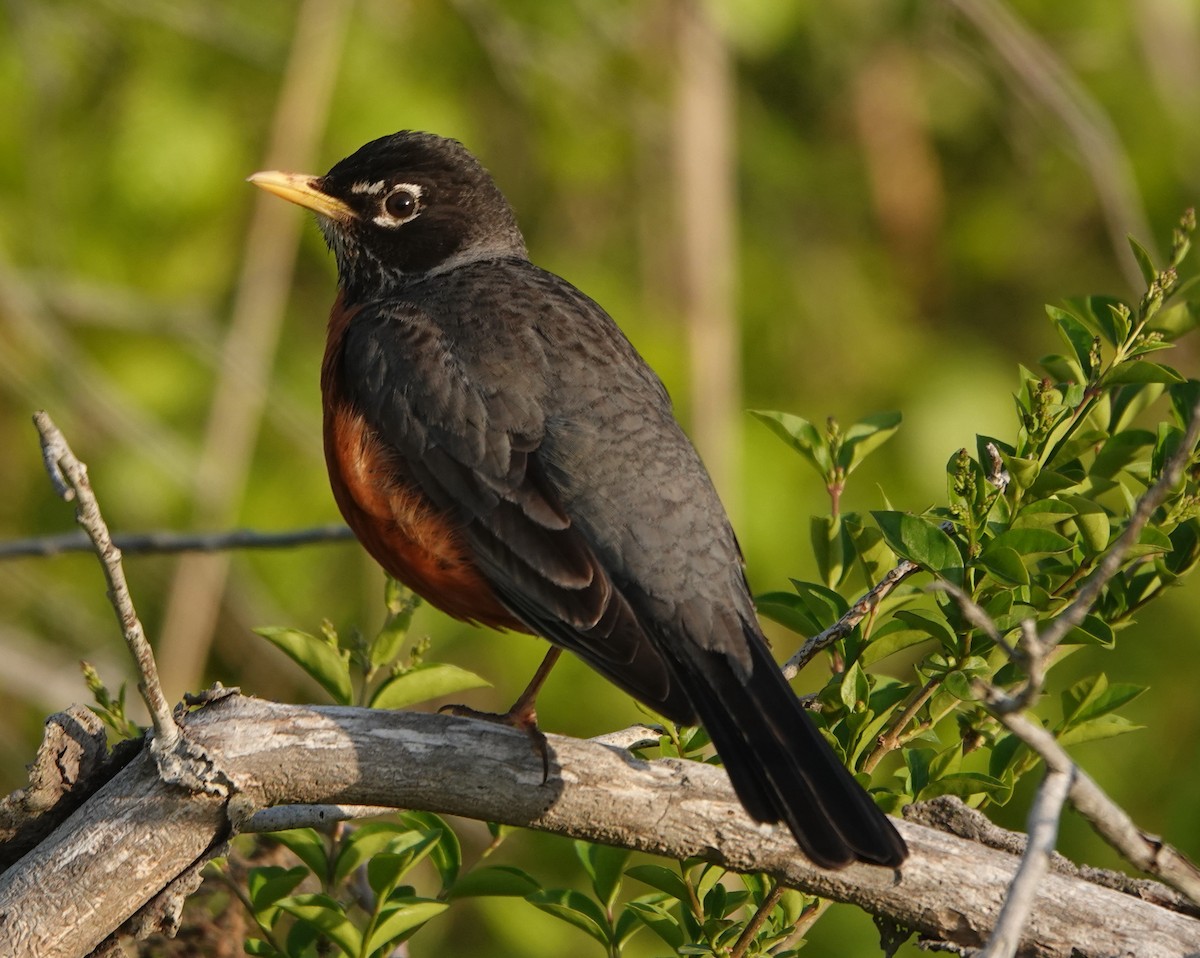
[1040,396,1200,650]
[32,411,178,751]
[862,677,940,773]
[783,558,921,678]
[979,765,1073,958]
[979,688,1200,906]
[729,881,785,958]
[242,804,396,833]
[0,524,353,561]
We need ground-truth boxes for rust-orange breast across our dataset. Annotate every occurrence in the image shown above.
[320,291,523,631]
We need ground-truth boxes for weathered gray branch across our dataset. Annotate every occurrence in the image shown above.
[2,695,1198,958]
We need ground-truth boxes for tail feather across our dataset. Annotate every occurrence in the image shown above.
[668,624,907,869]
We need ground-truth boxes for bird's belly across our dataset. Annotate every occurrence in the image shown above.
[323,404,523,631]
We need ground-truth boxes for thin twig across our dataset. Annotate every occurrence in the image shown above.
[0,524,354,560]
[979,765,1073,958]
[979,686,1200,906]
[782,558,921,679]
[32,411,179,750]
[1040,395,1200,650]
[242,804,396,833]
[729,881,784,958]
[862,677,939,773]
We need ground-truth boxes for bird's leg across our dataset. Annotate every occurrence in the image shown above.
[439,646,563,782]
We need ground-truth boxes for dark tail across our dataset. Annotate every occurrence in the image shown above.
[670,625,907,869]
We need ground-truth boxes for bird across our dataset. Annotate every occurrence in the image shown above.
[249,131,907,869]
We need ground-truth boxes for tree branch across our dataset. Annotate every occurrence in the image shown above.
[0,524,354,561]
[32,412,178,752]
[2,696,1198,958]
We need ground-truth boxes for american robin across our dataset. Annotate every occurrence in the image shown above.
[249,131,907,869]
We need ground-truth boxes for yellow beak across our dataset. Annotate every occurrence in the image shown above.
[247,170,357,222]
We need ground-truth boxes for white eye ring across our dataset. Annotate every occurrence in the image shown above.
[374,183,423,227]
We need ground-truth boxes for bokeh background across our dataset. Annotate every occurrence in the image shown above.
[2,1,1199,954]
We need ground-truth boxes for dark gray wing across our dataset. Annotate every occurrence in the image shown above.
[336,287,694,721]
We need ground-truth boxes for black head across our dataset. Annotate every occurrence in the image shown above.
[250,131,527,300]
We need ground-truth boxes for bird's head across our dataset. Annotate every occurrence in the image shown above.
[249,131,527,299]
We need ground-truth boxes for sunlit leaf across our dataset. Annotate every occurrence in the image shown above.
[254,627,352,705]
[369,662,490,709]
[871,511,963,584]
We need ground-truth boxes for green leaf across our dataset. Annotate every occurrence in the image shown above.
[575,841,629,909]
[893,610,958,651]
[369,662,490,709]
[1058,715,1144,747]
[838,411,902,474]
[625,864,690,901]
[1110,303,1133,346]
[1123,525,1175,559]
[613,905,648,950]
[1106,361,1185,385]
[1060,615,1116,648]
[365,900,447,955]
[755,591,823,636]
[943,670,977,701]
[789,578,850,625]
[1164,520,1200,576]
[247,866,309,914]
[624,899,686,949]
[255,627,352,705]
[1060,496,1111,555]
[920,771,1011,802]
[1061,675,1146,728]
[447,865,541,899]
[397,811,461,888]
[1127,337,1176,359]
[1054,314,1097,380]
[1091,430,1156,479]
[810,514,851,588]
[271,829,329,883]
[839,661,870,711]
[1169,379,1200,428]
[371,580,420,671]
[983,528,1075,557]
[976,545,1030,586]
[871,511,963,584]
[858,620,933,666]
[1128,234,1157,286]
[845,513,895,585]
[1062,295,1127,345]
[695,863,725,904]
[1012,498,1077,528]
[999,452,1040,490]
[332,822,427,888]
[527,889,612,946]
[751,410,832,477]
[277,894,362,957]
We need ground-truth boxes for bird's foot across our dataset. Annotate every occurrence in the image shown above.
[438,701,552,784]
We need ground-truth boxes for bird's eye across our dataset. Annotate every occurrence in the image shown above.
[384,188,419,221]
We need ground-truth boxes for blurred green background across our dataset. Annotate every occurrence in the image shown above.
[2,1,1198,954]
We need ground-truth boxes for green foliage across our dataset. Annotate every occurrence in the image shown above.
[254,579,489,708]
[751,208,1200,815]
[208,213,1198,956]
[81,662,142,741]
[238,819,450,958]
